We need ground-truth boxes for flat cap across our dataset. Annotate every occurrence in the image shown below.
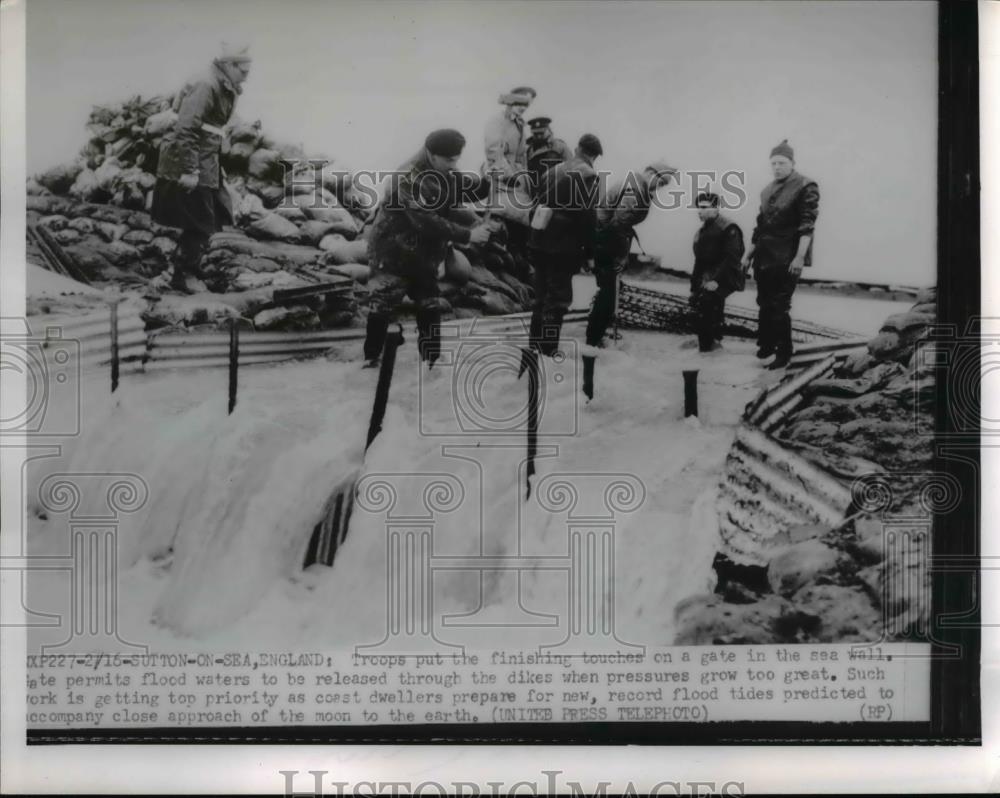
[578,133,603,157]
[425,128,466,158]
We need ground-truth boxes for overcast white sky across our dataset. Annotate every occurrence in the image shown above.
[27,0,937,285]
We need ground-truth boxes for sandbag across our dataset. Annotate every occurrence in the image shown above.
[236,192,268,224]
[274,205,308,224]
[94,157,123,191]
[229,119,263,145]
[122,229,154,246]
[318,233,347,251]
[248,147,284,181]
[299,220,338,246]
[329,263,370,284]
[320,238,369,265]
[103,240,142,267]
[247,212,302,243]
[144,108,177,137]
[445,247,473,286]
[69,168,101,201]
[37,162,83,195]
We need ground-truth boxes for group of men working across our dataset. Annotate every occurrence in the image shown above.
[152,60,820,380]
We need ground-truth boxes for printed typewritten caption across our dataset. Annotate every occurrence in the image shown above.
[27,644,928,728]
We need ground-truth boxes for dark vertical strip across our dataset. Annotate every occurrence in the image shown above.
[228,320,239,415]
[933,0,981,742]
[109,303,120,394]
[683,369,699,417]
[366,328,404,451]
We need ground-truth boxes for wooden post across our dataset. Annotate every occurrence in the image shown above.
[228,319,239,415]
[683,369,699,418]
[109,301,120,394]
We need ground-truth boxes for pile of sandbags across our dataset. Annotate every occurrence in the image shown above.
[674,290,939,646]
[28,91,536,328]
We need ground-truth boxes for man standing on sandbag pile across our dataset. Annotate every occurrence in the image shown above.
[526,116,573,192]
[689,191,745,352]
[151,45,251,294]
[741,139,820,369]
[365,129,492,368]
[585,160,678,350]
[483,86,535,192]
[526,134,603,361]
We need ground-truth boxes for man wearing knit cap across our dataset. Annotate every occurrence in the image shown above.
[365,129,492,367]
[526,134,603,361]
[689,191,745,353]
[585,160,678,350]
[742,139,820,369]
[151,44,252,293]
[482,86,536,188]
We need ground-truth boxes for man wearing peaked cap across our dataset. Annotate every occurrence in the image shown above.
[526,116,573,191]
[524,133,603,363]
[741,139,820,369]
[151,45,252,294]
[364,129,492,368]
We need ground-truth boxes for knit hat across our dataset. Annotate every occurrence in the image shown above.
[770,139,794,160]
[425,128,466,158]
[578,133,603,157]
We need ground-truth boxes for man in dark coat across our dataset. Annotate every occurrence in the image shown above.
[365,129,491,367]
[527,134,603,358]
[526,116,573,191]
[689,192,745,352]
[585,159,678,348]
[151,46,251,293]
[742,139,820,369]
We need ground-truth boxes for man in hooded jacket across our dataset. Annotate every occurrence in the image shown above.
[152,45,252,293]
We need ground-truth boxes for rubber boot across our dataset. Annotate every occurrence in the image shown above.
[416,307,442,367]
[170,267,194,295]
[767,316,793,370]
[756,313,774,359]
[363,312,390,365]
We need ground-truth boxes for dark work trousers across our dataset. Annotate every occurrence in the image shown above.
[364,260,443,363]
[692,289,725,351]
[174,229,210,282]
[529,249,580,356]
[755,264,799,358]
[586,230,630,347]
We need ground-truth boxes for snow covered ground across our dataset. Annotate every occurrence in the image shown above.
[22,290,912,654]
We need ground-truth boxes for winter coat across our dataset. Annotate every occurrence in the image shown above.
[527,135,573,183]
[482,109,528,182]
[368,151,474,277]
[156,64,239,189]
[529,155,598,256]
[750,170,819,271]
[691,214,745,296]
[594,171,655,263]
